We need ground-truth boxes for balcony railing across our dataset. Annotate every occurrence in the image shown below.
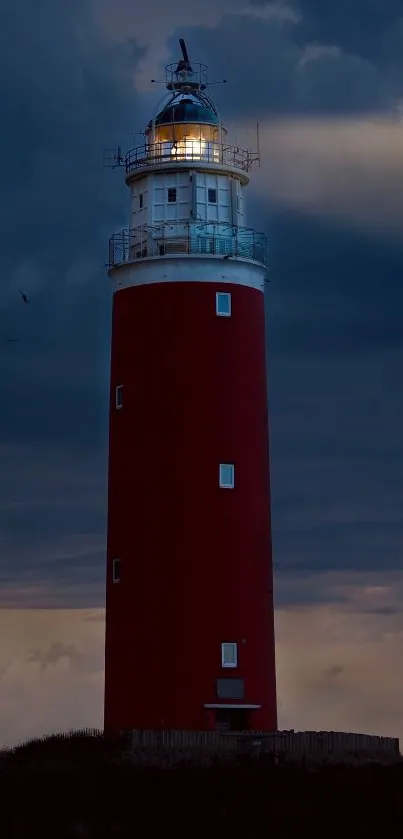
[125,142,259,174]
[108,222,267,270]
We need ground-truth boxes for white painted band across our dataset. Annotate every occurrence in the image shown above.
[125,160,249,187]
[110,255,266,293]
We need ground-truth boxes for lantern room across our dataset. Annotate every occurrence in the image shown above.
[145,40,227,163]
[146,95,228,162]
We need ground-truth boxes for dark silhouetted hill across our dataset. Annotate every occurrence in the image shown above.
[1,730,402,837]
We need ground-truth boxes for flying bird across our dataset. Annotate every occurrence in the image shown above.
[18,289,29,303]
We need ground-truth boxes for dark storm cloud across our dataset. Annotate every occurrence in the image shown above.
[0,283,111,447]
[0,0,143,448]
[268,339,403,577]
[0,0,142,603]
[264,213,403,357]
[175,4,396,120]
[0,445,106,606]
[0,0,137,271]
[292,0,403,66]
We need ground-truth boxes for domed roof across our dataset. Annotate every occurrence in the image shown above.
[155,96,219,126]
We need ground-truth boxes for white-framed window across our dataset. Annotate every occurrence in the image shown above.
[115,385,123,410]
[219,463,234,489]
[167,187,177,203]
[216,292,231,317]
[221,642,238,669]
[112,558,121,583]
[208,187,217,204]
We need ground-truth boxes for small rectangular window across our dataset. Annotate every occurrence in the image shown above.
[139,193,144,209]
[208,187,217,204]
[221,642,238,669]
[217,678,244,699]
[167,187,177,203]
[219,463,234,489]
[216,292,231,317]
[112,559,121,583]
[115,385,123,410]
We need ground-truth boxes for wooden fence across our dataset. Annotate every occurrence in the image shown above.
[125,729,400,760]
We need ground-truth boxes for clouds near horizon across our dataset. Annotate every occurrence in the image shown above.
[2,580,403,748]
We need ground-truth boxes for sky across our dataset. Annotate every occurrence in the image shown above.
[1,0,403,747]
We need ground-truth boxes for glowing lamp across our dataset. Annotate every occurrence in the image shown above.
[172,138,207,160]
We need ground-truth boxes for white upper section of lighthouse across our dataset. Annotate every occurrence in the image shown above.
[126,38,259,179]
[107,39,267,289]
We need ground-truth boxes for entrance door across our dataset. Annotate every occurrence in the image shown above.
[215,708,249,732]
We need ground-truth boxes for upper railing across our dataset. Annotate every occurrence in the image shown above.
[125,142,259,174]
[108,221,267,270]
[165,61,208,91]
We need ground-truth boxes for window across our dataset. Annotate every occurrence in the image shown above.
[167,187,177,203]
[112,559,121,583]
[208,187,217,204]
[216,292,231,317]
[219,463,234,489]
[115,385,123,410]
[221,642,238,669]
[139,193,144,209]
[216,678,244,699]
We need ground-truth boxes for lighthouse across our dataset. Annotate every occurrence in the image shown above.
[104,40,277,734]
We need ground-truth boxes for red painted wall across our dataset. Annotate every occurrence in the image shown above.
[104,279,277,732]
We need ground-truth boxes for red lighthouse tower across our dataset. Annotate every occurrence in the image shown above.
[104,40,277,734]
